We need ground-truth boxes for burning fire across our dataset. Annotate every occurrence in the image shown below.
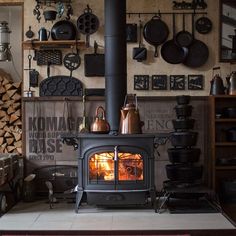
[89,152,143,181]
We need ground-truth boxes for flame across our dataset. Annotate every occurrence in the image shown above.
[89,152,143,181]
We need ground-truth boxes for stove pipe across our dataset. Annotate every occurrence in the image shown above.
[105,0,127,134]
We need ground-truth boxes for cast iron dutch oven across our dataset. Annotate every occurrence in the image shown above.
[176,95,191,105]
[165,164,203,182]
[170,131,198,147]
[167,148,201,163]
[161,13,188,64]
[51,20,77,40]
[172,118,195,130]
[174,104,193,118]
[143,14,169,57]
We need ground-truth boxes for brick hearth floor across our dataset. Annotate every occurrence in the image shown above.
[0,200,235,231]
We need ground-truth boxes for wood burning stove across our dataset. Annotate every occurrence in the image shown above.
[62,134,157,212]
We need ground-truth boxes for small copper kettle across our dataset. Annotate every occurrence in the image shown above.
[119,94,143,134]
[90,106,110,134]
[226,71,236,95]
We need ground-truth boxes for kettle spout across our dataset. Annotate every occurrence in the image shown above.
[121,109,128,119]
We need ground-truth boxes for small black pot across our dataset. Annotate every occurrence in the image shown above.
[165,164,203,182]
[43,10,57,22]
[170,131,198,147]
[174,105,193,118]
[226,127,236,142]
[172,118,195,130]
[223,107,236,118]
[176,95,191,105]
[168,148,200,163]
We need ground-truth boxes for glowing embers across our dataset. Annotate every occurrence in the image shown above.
[89,152,143,182]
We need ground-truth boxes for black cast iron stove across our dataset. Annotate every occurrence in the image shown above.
[62,133,157,212]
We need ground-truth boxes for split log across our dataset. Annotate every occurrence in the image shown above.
[13,119,22,126]
[0,137,4,145]
[13,140,22,148]
[13,109,20,117]
[0,130,5,136]
[6,89,17,98]
[4,131,12,138]
[7,146,15,152]
[13,132,21,142]
[2,93,10,101]
[0,115,10,122]
[0,110,7,117]
[3,126,10,132]
[12,82,21,89]
[12,102,21,110]
[0,121,7,129]
[0,86,6,94]
[11,93,21,101]
[9,114,19,124]
[5,83,13,91]
[1,100,14,109]
[16,147,22,154]
[7,106,15,115]
[6,137,14,145]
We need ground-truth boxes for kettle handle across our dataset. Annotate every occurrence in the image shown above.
[123,94,138,110]
[212,66,221,78]
[96,106,106,119]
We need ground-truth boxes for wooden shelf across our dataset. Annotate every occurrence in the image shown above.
[215,142,236,146]
[215,118,236,122]
[216,166,236,170]
[210,95,236,98]
[22,40,85,50]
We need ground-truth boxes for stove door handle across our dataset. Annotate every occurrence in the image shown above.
[114,146,118,162]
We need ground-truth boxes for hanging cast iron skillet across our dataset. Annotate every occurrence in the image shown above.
[175,14,193,47]
[183,14,209,68]
[143,14,169,57]
[161,13,188,64]
[77,5,99,47]
[195,16,212,34]
[51,20,76,40]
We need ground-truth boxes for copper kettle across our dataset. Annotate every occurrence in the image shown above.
[119,94,143,134]
[226,71,236,95]
[90,106,110,134]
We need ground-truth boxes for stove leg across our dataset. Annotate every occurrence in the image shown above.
[150,187,157,213]
[75,190,83,213]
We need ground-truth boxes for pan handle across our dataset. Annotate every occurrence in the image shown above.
[154,45,158,57]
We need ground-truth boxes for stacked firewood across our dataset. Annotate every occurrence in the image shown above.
[0,69,22,154]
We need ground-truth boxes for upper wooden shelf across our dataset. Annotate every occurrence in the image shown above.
[22,40,85,50]
[215,118,236,122]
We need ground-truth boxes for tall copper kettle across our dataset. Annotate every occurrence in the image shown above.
[90,106,110,134]
[226,71,236,95]
[119,94,143,134]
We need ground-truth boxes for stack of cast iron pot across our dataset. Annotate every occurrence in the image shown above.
[165,95,203,187]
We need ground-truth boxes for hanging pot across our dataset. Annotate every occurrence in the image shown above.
[176,95,191,105]
[51,20,77,40]
[195,16,212,34]
[90,106,110,134]
[43,10,57,22]
[143,14,169,57]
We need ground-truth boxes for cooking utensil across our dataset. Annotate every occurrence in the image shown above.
[175,14,193,47]
[35,50,62,66]
[84,41,105,77]
[172,118,195,130]
[25,26,34,39]
[195,16,212,34]
[90,106,110,134]
[166,164,203,182]
[143,14,169,57]
[77,5,99,47]
[210,67,225,95]
[168,148,201,163]
[43,9,57,22]
[119,94,143,134]
[79,95,89,133]
[183,14,209,68]
[161,13,188,64]
[170,131,198,147]
[133,20,147,62]
[226,127,236,142]
[226,71,236,95]
[38,27,50,41]
[126,23,137,43]
[51,20,76,40]
[174,105,193,118]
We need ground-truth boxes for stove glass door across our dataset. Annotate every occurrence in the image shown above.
[89,151,143,182]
